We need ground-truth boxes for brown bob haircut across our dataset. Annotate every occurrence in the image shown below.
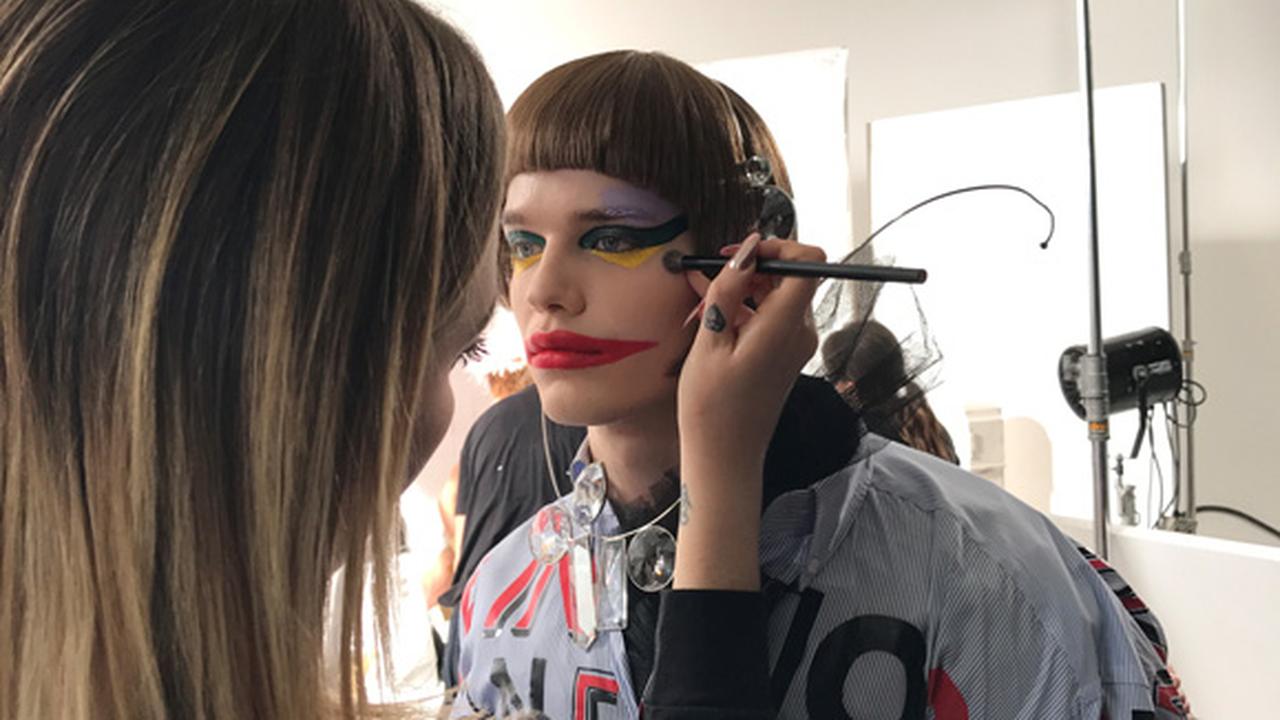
[504,50,792,266]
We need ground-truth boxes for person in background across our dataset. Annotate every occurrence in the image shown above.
[821,318,960,464]
[0,1,505,717]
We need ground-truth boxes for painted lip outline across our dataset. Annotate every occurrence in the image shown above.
[525,330,657,370]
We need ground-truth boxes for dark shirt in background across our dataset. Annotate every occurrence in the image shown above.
[438,385,585,608]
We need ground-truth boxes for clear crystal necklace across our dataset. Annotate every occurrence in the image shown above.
[533,413,680,592]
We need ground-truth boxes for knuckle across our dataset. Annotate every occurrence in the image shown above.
[779,241,825,263]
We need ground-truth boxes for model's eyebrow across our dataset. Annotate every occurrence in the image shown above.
[500,207,663,227]
[575,207,660,223]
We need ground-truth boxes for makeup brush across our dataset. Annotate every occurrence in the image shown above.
[663,251,927,284]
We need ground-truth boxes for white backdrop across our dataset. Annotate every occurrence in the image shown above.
[698,49,853,264]
[869,83,1172,522]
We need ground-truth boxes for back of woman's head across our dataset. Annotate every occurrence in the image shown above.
[0,1,503,717]
[821,319,907,407]
[821,320,959,464]
[505,50,791,260]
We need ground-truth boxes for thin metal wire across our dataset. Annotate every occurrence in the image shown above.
[540,411,565,499]
[540,411,681,544]
[601,498,681,543]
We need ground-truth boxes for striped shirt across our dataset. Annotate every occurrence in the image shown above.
[453,435,1185,719]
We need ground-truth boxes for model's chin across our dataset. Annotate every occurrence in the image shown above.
[533,372,672,428]
[536,382,613,427]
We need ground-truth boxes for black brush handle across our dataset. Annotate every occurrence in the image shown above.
[678,256,927,284]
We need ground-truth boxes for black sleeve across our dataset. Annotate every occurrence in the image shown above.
[642,590,773,719]
[455,421,480,512]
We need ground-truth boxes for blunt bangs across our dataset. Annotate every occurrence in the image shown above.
[505,51,760,255]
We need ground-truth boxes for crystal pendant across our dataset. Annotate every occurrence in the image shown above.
[568,534,597,649]
[571,462,607,528]
[527,505,571,565]
[596,536,628,631]
[626,525,676,592]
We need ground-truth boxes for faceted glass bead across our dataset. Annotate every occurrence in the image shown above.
[527,505,571,565]
[626,525,676,592]
[571,462,607,528]
[743,155,772,187]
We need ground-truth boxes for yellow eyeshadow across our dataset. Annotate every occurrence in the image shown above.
[589,245,666,269]
[511,253,541,274]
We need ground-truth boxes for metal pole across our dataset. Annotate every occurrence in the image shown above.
[1075,0,1111,558]
[1175,0,1198,531]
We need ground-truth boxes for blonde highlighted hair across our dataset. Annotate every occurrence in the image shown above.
[0,0,503,717]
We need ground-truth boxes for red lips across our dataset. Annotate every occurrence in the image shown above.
[525,330,657,370]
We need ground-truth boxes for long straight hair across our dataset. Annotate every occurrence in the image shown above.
[0,1,504,718]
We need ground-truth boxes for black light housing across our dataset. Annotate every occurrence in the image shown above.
[1059,326,1182,418]
[1059,327,1183,457]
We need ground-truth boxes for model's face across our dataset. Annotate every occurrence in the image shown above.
[503,170,700,426]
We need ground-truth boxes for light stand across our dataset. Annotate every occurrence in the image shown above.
[1166,0,1199,534]
[1074,0,1112,559]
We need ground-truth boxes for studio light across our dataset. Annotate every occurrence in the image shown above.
[1059,326,1183,457]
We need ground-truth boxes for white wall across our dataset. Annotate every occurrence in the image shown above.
[1055,515,1280,720]
[1178,2,1280,546]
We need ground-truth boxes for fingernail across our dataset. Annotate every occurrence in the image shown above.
[727,233,761,271]
[703,304,727,333]
[682,300,705,328]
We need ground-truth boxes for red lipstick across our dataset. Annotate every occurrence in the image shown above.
[526,330,657,370]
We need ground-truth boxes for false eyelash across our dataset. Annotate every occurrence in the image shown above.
[457,337,489,366]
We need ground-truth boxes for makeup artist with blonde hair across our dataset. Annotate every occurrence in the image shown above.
[0,1,504,717]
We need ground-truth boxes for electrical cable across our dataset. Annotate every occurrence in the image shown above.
[862,184,1056,250]
[1166,379,1206,430]
[1195,505,1280,543]
[1146,406,1165,526]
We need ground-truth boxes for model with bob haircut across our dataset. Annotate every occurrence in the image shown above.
[451,50,1186,719]
[0,0,504,717]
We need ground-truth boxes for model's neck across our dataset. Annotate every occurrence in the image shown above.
[586,399,680,514]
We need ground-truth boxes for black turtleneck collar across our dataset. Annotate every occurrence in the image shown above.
[761,374,863,511]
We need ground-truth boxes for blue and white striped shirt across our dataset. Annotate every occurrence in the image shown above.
[454,434,1183,719]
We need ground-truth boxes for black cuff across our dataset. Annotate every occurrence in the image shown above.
[642,589,772,719]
